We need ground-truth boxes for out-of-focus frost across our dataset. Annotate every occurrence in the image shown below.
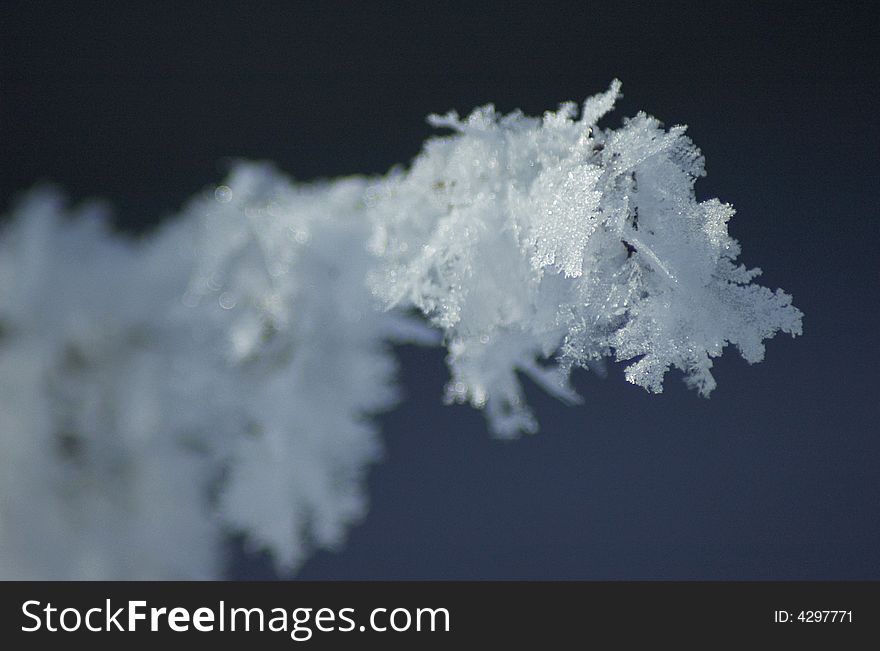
[0,82,801,577]
[179,163,431,571]
[0,176,430,578]
[0,191,221,579]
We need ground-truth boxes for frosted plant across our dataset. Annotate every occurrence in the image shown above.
[0,81,802,578]
[368,80,802,437]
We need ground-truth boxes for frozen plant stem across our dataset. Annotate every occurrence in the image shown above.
[0,81,802,578]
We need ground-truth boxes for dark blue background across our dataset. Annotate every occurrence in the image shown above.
[2,1,877,579]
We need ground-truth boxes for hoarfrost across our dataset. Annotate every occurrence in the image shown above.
[0,82,802,576]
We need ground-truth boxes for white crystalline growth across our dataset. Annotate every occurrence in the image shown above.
[368,80,803,437]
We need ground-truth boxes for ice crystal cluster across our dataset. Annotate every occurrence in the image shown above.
[0,82,802,578]
[368,80,802,435]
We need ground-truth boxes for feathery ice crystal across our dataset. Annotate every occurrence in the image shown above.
[0,82,802,577]
[368,80,802,436]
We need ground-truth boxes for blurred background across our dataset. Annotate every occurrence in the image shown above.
[1,1,877,579]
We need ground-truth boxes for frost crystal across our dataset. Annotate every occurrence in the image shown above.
[369,80,802,436]
[0,82,802,577]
